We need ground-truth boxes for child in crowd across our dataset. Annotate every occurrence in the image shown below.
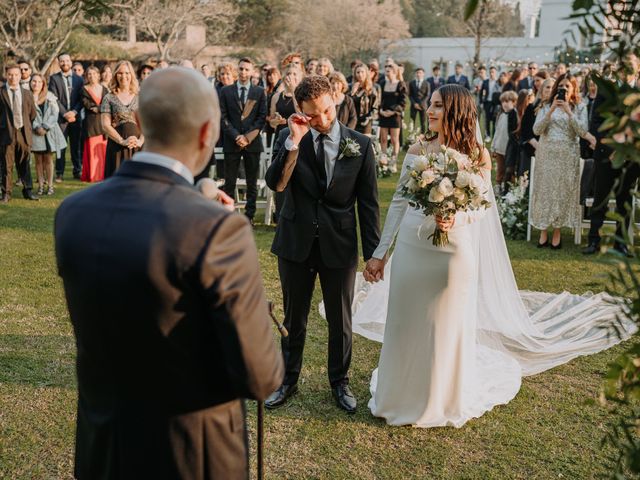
[491,90,518,194]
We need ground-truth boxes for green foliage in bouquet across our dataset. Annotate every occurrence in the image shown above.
[496,174,529,240]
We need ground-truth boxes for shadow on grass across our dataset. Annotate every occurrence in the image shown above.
[0,334,76,388]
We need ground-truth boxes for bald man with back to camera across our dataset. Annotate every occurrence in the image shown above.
[54,67,283,480]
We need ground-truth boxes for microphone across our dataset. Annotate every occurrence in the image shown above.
[196,177,219,200]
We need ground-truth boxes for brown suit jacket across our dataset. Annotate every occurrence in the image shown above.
[55,158,284,480]
[0,86,36,146]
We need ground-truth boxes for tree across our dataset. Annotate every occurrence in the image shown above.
[273,0,410,70]
[125,0,238,60]
[0,0,108,73]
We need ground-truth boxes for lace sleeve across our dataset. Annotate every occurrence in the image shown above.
[371,154,415,259]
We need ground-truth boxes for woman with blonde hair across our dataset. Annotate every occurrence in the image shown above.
[378,61,407,172]
[350,63,379,134]
[317,58,334,77]
[30,73,66,195]
[101,60,143,177]
[329,71,357,129]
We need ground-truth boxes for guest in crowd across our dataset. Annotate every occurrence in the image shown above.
[427,65,444,104]
[555,63,567,78]
[480,66,499,140]
[137,64,154,83]
[317,58,334,77]
[510,88,535,179]
[269,64,300,140]
[212,62,237,179]
[502,68,522,92]
[72,62,84,78]
[100,64,112,91]
[491,90,517,192]
[101,60,143,178]
[518,62,538,90]
[219,57,267,225]
[519,77,554,178]
[531,73,596,249]
[329,71,357,129]
[346,60,360,85]
[18,61,32,90]
[378,61,406,173]
[349,62,379,134]
[81,66,108,183]
[446,63,471,90]
[408,67,429,133]
[30,73,66,196]
[49,53,84,182]
[305,58,318,75]
[0,64,38,202]
[257,63,271,88]
[200,63,214,84]
[263,66,283,147]
[532,69,550,95]
[281,52,303,70]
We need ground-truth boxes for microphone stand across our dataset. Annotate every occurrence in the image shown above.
[258,301,288,480]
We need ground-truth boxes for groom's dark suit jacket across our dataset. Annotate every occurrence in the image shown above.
[54,159,283,480]
[265,123,380,268]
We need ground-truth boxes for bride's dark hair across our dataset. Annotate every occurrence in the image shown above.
[437,84,481,157]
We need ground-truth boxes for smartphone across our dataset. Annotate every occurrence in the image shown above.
[556,88,567,101]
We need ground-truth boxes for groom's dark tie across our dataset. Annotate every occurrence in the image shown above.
[316,133,328,191]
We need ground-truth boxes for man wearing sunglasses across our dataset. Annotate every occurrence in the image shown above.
[18,62,32,91]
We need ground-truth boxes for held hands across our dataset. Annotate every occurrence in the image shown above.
[63,111,76,123]
[435,215,455,232]
[288,113,311,144]
[235,135,249,149]
[364,256,387,283]
[125,136,138,149]
[584,132,597,150]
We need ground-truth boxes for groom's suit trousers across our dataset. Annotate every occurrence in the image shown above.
[278,239,356,387]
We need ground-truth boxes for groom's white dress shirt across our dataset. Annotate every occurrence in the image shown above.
[285,120,341,183]
[133,151,194,184]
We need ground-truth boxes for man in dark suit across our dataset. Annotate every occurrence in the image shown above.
[54,67,283,480]
[583,78,640,257]
[480,66,499,139]
[427,65,445,104]
[447,63,471,90]
[0,64,38,202]
[49,53,84,181]
[518,62,537,91]
[264,75,380,413]
[409,67,430,133]
[219,57,267,224]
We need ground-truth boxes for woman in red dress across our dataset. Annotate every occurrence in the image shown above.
[81,66,108,182]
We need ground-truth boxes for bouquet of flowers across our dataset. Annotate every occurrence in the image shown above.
[496,173,529,240]
[371,135,392,178]
[401,145,491,247]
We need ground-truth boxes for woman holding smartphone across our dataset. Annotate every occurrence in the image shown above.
[529,73,596,249]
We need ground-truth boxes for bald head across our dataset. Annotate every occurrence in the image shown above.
[138,67,219,150]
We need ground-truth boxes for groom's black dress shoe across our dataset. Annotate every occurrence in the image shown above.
[332,384,357,414]
[582,243,599,255]
[265,384,298,409]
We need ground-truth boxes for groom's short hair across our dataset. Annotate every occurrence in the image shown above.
[294,75,332,106]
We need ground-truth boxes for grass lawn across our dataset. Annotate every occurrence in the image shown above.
[0,168,633,479]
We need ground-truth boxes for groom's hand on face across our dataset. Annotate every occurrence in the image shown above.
[288,113,310,144]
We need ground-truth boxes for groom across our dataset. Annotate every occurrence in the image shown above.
[265,75,380,413]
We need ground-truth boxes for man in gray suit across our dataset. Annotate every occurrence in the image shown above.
[55,67,283,480]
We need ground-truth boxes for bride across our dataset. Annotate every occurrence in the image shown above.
[355,84,636,428]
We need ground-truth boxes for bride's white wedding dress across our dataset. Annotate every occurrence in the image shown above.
[329,151,636,428]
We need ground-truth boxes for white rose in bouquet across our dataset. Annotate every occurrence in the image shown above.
[446,148,471,170]
[413,156,429,172]
[421,169,436,185]
[469,174,484,191]
[428,188,445,203]
[437,177,454,196]
[455,170,470,188]
[453,187,468,204]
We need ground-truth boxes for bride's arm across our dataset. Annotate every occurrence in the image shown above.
[370,148,417,260]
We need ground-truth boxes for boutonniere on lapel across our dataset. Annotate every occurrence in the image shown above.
[337,138,361,161]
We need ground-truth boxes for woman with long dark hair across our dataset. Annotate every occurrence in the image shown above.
[530,73,596,249]
[342,83,634,428]
[81,66,108,182]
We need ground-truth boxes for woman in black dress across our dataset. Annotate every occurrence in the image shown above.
[518,72,551,178]
[502,68,522,93]
[101,60,143,178]
[81,66,108,182]
[378,61,406,173]
[350,63,379,134]
[263,66,282,148]
[268,64,302,139]
[329,71,357,129]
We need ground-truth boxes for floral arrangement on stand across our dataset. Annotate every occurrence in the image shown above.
[495,174,529,240]
[371,134,392,178]
[402,120,422,151]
